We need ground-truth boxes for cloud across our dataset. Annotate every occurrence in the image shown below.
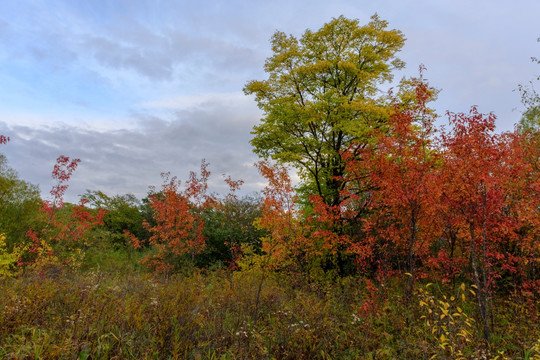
[80,28,260,83]
[82,34,174,80]
[141,92,253,110]
[0,94,265,203]
[0,2,263,92]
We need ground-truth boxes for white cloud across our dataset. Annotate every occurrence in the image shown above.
[0,95,264,203]
[141,92,255,110]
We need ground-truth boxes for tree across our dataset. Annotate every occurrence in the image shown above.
[199,178,265,269]
[82,190,149,249]
[26,156,106,269]
[519,87,540,131]
[345,74,440,295]
[245,15,405,207]
[517,38,540,131]
[499,129,540,296]
[518,78,540,132]
[439,108,508,341]
[0,154,41,249]
[126,161,211,274]
[254,161,304,270]
[0,136,41,250]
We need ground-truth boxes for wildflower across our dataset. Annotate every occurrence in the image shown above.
[351,313,361,324]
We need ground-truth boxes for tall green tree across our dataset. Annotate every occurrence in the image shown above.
[245,14,406,207]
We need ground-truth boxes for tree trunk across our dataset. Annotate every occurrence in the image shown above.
[469,222,491,341]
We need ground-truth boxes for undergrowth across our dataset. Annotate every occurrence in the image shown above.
[1,265,538,359]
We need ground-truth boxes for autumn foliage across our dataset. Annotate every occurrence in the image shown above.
[126,161,211,274]
[251,76,539,341]
[346,74,441,293]
[26,156,106,268]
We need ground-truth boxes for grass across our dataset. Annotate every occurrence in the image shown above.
[1,261,539,359]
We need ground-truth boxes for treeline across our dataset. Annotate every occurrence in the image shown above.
[0,152,265,274]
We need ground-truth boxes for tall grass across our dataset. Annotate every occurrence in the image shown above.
[1,265,538,359]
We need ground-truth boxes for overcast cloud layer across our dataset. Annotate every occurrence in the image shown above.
[0,0,539,202]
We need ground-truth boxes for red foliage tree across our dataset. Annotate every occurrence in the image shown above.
[439,108,510,340]
[49,155,80,209]
[498,130,540,296]
[344,74,441,295]
[27,156,106,268]
[127,160,211,274]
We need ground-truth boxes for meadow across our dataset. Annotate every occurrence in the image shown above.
[1,249,539,359]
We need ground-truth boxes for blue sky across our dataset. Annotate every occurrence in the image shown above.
[0,0,539,202]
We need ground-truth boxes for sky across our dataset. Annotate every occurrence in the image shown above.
[0,0,539,203]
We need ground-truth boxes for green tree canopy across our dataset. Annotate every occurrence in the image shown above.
[0,154,41,249]
[245,14,406,206]
[199,194,265,268]
[81,190,150,248]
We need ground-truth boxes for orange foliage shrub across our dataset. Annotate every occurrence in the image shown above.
[126,160,211,274]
